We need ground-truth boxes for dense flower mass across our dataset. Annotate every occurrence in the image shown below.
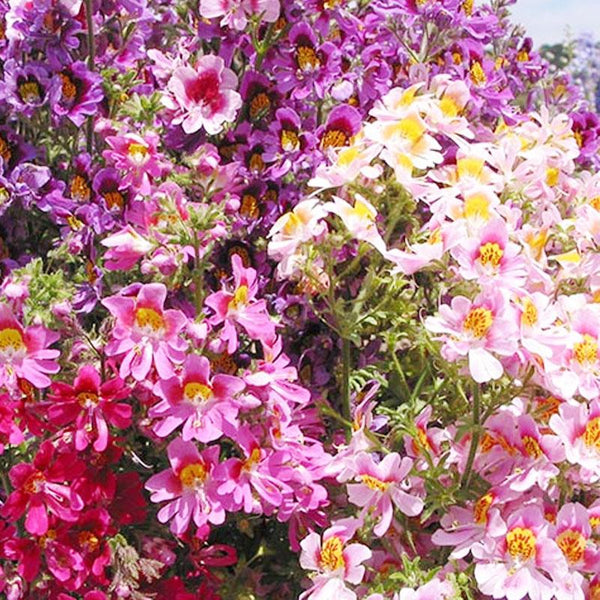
[1,0,600,598]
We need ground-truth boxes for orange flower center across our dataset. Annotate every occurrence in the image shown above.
[473,492,494,524]
[463,307,493,339]
[24,471,45,494]
[70,175,91,202]
[0,136,11,163]
[281,129,300,152]
[574,335,598,366]
[135,307,165,332]
[522,435,543,459]
[583,417,600,450]
[240,194,260,219]
[321,129,348,150]
[243,448,261,472]
[297,46,320,71]
[521,298,538,327]
[60,73,77,101]
[360,474,389,492]
[0,327,25,353]
[78,391,100,408]
[78,530,100,552]
[249,93,271,120]
[556,529,586,564]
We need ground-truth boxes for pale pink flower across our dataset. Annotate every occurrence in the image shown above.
[345,452,423,536]
[102,283,188,381]
[164,55,242,135]
[397,578,455,600]
[145,437,225,536]
[553,503,598,573]
[325,195,387,254]
[299,519,371,600]
[425,291,518,383]
[473,507,568,600]
[549,399,600,483]
[101,227,154,271]
[200,0,280,30]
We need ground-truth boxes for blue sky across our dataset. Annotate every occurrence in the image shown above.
[510,0,600,46]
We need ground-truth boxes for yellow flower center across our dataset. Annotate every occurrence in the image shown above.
[463,194,490,221]
[473,492,494,524]
[243,447,261,472]
[517,50,530,62]
[19,81,42,103]
[387,116,425,144]
[319,536,345,572]
[478,242,503,268]
[184,381,212,404]
[457,157,484,181]
[590,583,600,600]
[590,515,600,529]
[70,175,91,202]
[135,307,165,332]
[463,307,493,339]
[229,285,248,311]
[0,327,25,353]
[439,95,460,118]
[296,46,321,71]
[583,417,600,450]
[360,474,389,492]
[470,61,487,86]
[462,0,473,15]
[546,167,559,187]
[281,129,300,152]
[321,129,348,150]
[353,199,374,221]
[78,391,100,408]
[506,527,536,562]
[590,196,600,211]
[179,462,208,488]
[556,529,586,565]
[522,435,543,459]
[521,298,538,327]
[249,92,271,120]
[128,143,149,164]
[573,334,598,366]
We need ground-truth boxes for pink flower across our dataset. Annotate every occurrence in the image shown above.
[200,0,280,30]
[299,519,371,600]
[47,365,132,452]
[473,507,568,600]
[0,304,60,392]
[145,437,225,536]
[345,452,423,536]
[215,426,292,512]
[205,255,276,353]
[101,227,154,271]
[164,55,242,135]
[398,578,456,600]
[425,291,518,383]
[150,354,244,443]
[103,132,166,195]
[451,218,527,291]
[549,399,600,483]
[553,503,598,572]
[0,441,84,535]
[102,283,188,381]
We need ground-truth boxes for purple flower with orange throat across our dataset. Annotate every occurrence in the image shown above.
[51,61,104,127]
[318,105,361,152]
[92,168,130,213]
[1,60,51,118]
[0,127,36,174]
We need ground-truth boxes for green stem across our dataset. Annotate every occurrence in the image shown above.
[461,382,481,490]
[341,337,352,439]
[84,0,96,154]
[192,233,204,315]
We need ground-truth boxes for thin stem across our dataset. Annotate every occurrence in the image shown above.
[461,382,481,490]
[84,0,96,154]
[341,337,352,440]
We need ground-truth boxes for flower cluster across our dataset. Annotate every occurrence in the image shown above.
[0,0,599,599]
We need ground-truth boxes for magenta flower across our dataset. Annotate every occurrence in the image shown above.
[215,427,292,512]
[0,304,60,392]
[164,55,242,135]
[0,441,84,535]
[299,519,371,600]
[103,132,166,195]
[47,365,132,452]
[150,354,244,443]
[145,437,225,536]
[205,255,276,353]
[102,283,188,381]
[346,452,423,536]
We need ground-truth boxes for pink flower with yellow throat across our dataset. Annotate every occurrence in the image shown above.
[0,304,60,392]
[299,518,371,600]
[425,290,518,383]
[102,283,188,381]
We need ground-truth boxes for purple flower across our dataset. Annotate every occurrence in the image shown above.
[50,61,104,127]
[1,61,52,117]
